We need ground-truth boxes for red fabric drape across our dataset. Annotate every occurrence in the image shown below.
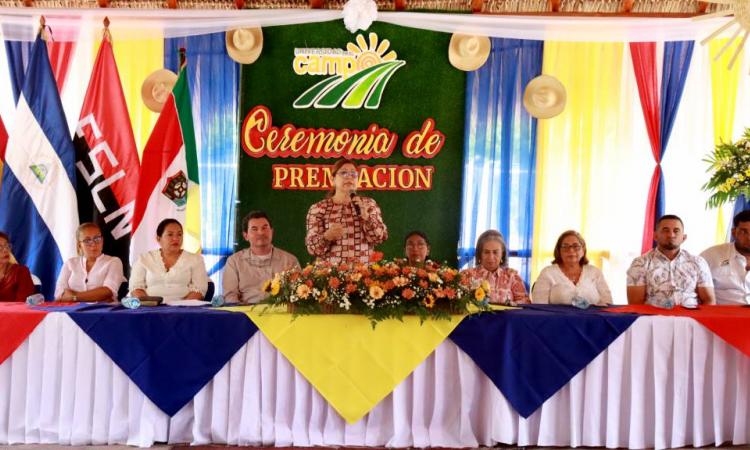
[47,41,76,93]
[0,115,7,161]
[630,42,662,253]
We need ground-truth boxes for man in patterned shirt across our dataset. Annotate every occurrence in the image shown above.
[626,214,715,307]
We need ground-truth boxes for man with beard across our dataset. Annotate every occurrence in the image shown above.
[700,210,750,305]
[223,211,300,304]
[626,214,715,307]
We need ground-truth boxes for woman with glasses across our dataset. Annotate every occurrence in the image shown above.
[404,230,431,266]
[129,218,208,300]
[305,158,387,264]
[531,230,612,305]
[0,231,35,301]
[54,223,125,302]
[460,230,529,305]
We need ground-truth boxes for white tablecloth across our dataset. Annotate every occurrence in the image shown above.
[0,312,748,449]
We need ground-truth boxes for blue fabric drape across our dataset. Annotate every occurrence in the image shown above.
[656,40,694,218]
[457,38,543,283]
[165,33,239,282]
[3,39,32,103]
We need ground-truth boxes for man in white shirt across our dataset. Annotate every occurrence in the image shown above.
[700,210,750,305]
[223,211,300,304]
[626,214,715,307]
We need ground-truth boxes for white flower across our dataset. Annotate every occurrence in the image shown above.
[342,0,378,33]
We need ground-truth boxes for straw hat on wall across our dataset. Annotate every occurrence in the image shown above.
[448,34,491,72]
[226,27,263,65]
[523,75,567,119]
[141,69,178,113]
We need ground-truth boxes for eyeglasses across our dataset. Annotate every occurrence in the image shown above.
[80,236,103,245]
[336,170,359,178]
[560,244,583,251]
[0,243,11,251]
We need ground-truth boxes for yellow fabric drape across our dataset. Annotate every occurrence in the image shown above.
[530,42,625,282]
[226,306,472,424]
[710,38,743,243]
[104,33,164,158]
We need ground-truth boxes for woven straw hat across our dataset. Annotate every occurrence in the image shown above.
[226,27,263,65]
[448,34,491,71]
[523,75,567,119]
[141,69,178,113]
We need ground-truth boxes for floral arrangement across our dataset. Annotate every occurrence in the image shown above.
[703,128,750,208]
[261,258,491,324]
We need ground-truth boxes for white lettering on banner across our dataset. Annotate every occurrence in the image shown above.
[104,202,134,239]
[74,113,133,239]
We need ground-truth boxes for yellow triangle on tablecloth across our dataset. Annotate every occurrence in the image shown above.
[225,306,471,424]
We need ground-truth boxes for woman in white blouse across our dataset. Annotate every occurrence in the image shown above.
[532,230,612,305]
[130,218,208,300]
[55,223,125,302]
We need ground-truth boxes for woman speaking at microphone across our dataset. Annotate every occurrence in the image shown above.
[305,159,388,264]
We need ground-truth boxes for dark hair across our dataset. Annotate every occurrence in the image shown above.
[552,230,589,266]
[326,158,357,198]
[0,231,8,244]
[474,229,507,268]
[242,210,272,232]
[733,210,750,228]
[156,218,182,237]
[404,230,430,247]
[654,214,684,230]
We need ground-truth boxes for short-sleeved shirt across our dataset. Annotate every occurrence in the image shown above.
[54,254,125,300]
[461,266,530,304]
[626,248,713,307]
[700,242,750,305]
[129,250,209,300]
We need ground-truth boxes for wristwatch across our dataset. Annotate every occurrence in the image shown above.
[72,295,78,302]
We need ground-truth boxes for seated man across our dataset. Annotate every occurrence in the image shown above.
[626,214,715,307]
[700,210,750,305]
[223,211,300,304]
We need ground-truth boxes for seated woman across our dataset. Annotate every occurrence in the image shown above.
[0,231,35,301]
[130,218,208,300]
[531,230,612,305]
[461,230,529,305]
[404,230,431,266]
[55,223,125,302]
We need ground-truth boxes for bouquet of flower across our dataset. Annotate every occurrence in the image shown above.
[703,128,750,208]
[261,259,491,324]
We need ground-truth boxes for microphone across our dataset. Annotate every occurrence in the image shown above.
[350,192,361,216]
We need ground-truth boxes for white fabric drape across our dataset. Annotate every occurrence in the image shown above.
[0,9,738,42]
[0,312,748,449]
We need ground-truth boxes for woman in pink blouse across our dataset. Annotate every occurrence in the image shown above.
[55,223,125,302]
[461,230,529,305]
[305,159,388,264]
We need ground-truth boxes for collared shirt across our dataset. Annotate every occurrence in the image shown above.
[305,196,388,264]
[460,266,530,304]
[532,264,612,305]
[54,254,125,300]
[626,248,713,307]
[129,250,208,300]
[700,242,750,305]
[222,247,300,304]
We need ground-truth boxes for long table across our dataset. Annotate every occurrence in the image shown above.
[0,307,749,449]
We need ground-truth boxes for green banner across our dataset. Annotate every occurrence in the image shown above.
[237,20,465,264]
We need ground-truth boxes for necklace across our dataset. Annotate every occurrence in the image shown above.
[561,265,582,284]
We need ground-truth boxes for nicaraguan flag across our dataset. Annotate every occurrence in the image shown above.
[0,34,79,299]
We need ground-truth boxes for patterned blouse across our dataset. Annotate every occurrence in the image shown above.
[305,196,388,264]
[461,266,530,304]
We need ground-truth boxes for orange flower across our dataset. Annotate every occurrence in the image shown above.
[384,280,396,291]
[419,280,429,289]
[345,283,357,294]
[369,250,384,263]
[296,284,311,299]
[441,270,456,282]
[433,287,445,298]
[328,277,341,289]
[289,272,300,282]
[417,269,428,278]
[305,279,314,288]
[444,287,457,299]
[369,285,385,300]
[423,295,436,308]
[402,288,416,300]
[474,287,486,301]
